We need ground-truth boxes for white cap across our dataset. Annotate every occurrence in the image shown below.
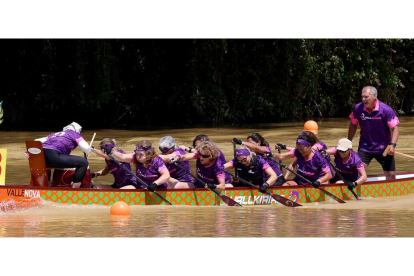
[337,138,352,151]
[63,122,82,133]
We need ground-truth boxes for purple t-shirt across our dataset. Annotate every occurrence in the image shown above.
[218,149,226,164]
[229,155,271,184]
[260,146,283,177]
[331,147,365,182]
[165,148,193,183]
[291,148,331,185]
[105,149,138,188]
[313,141,334,175]
[42,130,85,155]
[349,100,400,154]
[193,152,232,188]
[131,155,168,188]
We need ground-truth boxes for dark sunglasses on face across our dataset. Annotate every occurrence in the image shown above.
[200,154,211,158]
[296,147,308,152]
[338,149,349,153]
[236,157,248,164]
[159,147,173,154]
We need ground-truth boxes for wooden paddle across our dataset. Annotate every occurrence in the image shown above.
[173,162,242,207]
[224,170,302,207]
[324,156,360,200]
[383,145,414,161]
[266,155,346,203]
[107,153,172,205]
[86,132,96,158]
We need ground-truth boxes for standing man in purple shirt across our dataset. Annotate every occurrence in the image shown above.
[32,122,92,188]
[348,86,400,180]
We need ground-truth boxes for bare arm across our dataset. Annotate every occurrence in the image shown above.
[154,169,170,186]
[223,161,234,170]
[356,168,367,185]
[319,170,332,184]
[215,177,226,192]
[273,151,294,161]
[159,152,180,163]
[243,141,269,154]
[348,122,358,141]
[388,125,399,155]
[284,159,297,179]
[264,167,277,186]
[92,148,111,160]
[171,152,196,162]
[109,150,133,163]
[93,166,109,177]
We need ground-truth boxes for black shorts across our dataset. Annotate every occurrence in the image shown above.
[358,150,396,172]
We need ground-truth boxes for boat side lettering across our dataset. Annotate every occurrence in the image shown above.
[233,195,277,205]
[6,189,40,198]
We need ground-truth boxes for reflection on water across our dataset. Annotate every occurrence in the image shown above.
[1,117,414,237]
[1,194,414,237]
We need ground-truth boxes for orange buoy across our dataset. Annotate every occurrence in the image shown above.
[110,201,130,216]
[303,120,318,135]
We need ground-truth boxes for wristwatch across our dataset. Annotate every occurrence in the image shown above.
[390,143,397,147]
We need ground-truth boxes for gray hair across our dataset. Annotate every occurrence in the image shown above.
[362,86,377,97]
[159,136,176,148]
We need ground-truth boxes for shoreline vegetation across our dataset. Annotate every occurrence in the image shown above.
[1,39,414,131]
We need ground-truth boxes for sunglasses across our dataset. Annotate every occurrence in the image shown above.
[200,154,211,158]
[159,146,173,154]
[236,157,248,164]
[338,149,349,153]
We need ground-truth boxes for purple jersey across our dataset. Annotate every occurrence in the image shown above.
[313,141,333,175]
[291,148,331,185]
[229,155,271,185]
[218,150,227,164]
[105,149,138,188]
[260,146,283,177]
[131,155,169,188]
[42,130,85,155]
[166,148,193,183]
[331,147,365,182]
[349,100,400,154]
[193,152,232,188]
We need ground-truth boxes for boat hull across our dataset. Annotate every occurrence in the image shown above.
[2,173,414,210]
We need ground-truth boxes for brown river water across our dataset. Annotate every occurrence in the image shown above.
[1,117,414,239]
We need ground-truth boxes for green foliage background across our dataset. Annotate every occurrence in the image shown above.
[1,39,413,130]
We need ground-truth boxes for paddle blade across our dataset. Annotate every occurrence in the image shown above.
[153,191,172,205]
[220,195,242,207]
[318,187,346,203]
[268,193,302,207]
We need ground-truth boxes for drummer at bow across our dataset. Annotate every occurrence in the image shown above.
[27,122,92,188]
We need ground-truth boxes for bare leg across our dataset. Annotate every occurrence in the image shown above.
[167,178,195,189]
[282,180,298,186]
[120,185,137,189]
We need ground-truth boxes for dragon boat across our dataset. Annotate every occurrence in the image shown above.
[1,141,414,211]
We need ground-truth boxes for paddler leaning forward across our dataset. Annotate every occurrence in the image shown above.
[169,141,233,192]
[100,140,170,192]
[271,133,332,188]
